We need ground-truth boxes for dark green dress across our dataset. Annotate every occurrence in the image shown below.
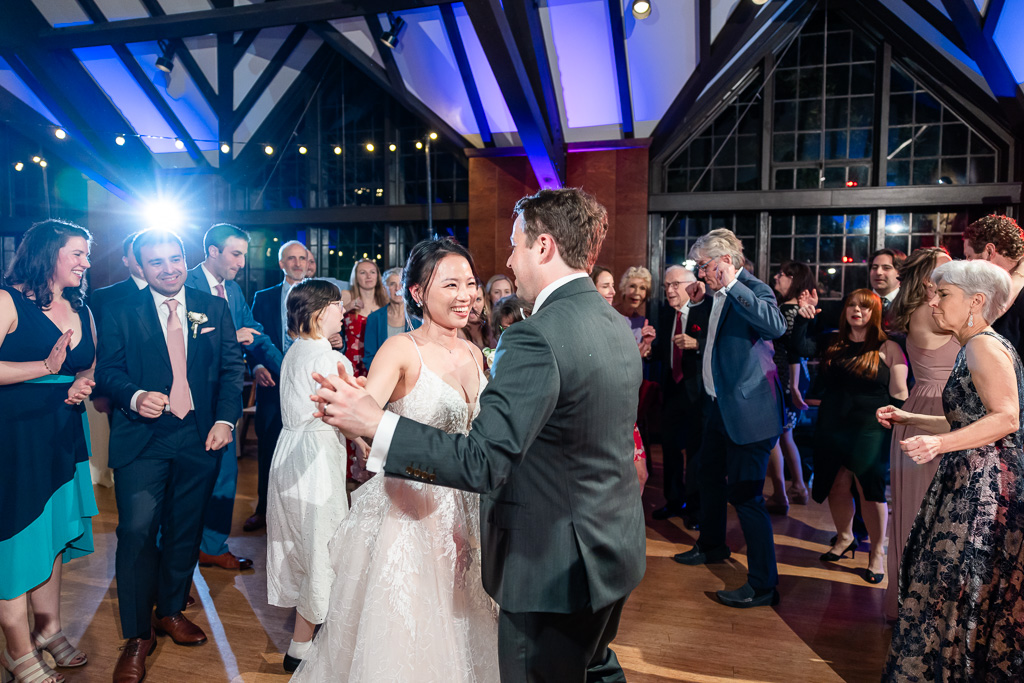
[811,341,893,504]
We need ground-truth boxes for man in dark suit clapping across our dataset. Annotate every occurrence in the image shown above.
[96,230,244,683]
[673,228,786,609]
[651,264,709,528]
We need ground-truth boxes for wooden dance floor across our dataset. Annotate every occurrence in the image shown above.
[14,446,891,682]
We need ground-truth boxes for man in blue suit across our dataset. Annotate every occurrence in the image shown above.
[184,224,283,571]
[673,228,787,608]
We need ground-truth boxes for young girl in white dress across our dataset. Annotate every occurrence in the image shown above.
[293,239,499,682]
[265,279,353,672]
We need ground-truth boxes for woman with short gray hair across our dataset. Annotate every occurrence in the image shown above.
[877,258,1024,679]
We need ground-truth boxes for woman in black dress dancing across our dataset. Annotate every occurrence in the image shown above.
[877,259,1024,681]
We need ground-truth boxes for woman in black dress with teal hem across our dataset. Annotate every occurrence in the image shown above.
[877,259,1024,681]
[0,220,98,683]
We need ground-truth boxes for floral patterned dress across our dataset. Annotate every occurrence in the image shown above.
[343,310,368,377]
[883,331,1024,682]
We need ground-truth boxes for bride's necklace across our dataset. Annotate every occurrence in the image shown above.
[427,336,459,354]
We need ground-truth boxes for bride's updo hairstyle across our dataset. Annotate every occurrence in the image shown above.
[287,278,342,339]
[403,237,477,320]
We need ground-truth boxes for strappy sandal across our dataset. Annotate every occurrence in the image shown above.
[32,631,86,668]
[1,649,64,683]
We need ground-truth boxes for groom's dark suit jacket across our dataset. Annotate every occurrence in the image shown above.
[384,276,646,614]
[95,285,245,469]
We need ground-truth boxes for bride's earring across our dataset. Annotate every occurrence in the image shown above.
[968,312,974,327]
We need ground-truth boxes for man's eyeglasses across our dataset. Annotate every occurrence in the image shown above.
[695,257,719,272]
[663,281,687,290]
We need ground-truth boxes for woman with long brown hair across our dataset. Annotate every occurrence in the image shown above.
[802,289,908,584]
[342,259,389,377]
[882,246,957,619]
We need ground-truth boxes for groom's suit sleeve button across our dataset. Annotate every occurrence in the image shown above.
[405,466,414,476]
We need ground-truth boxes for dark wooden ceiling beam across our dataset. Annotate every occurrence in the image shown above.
[607,0,635,138]
[439,4,493,146]
[464,0,564,187]
[232,25,308,133]
[30,0,454,50]
[74,0,210,168]
[308,21,471,153]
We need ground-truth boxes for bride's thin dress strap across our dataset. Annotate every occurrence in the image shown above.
[405,332,425,371]
[461,338,485,377]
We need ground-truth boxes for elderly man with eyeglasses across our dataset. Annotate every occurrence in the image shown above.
[651,264,708,529]
[672,228,787,609]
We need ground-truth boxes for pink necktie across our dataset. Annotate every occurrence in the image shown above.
[164,299,191,419]
[214,283,226,299]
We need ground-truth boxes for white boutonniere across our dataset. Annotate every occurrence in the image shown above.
[187,311,208,339]
[482,347,496,365]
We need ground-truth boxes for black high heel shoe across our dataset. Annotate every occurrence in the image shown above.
[864,568,884,584]
[819,540,858,562]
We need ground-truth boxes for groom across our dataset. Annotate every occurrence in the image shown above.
[317,188,646,682]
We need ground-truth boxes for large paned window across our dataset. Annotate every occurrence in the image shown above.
[769,213,870,297]
[664,79,762,193]
[665,213,758,266]
[655,9,1017,302]
[772,15,875,190]
[886,65,998,187]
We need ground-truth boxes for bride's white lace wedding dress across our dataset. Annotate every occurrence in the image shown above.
[292,337,499,683]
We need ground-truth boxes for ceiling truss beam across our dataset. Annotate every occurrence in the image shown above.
[232,25,308,133]
[464,0,564,187]
[30,0,454,50]
[308,21,471,153]
[439,4,492,146]
[607,0,635,138]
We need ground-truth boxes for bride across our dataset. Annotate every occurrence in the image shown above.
[293,238,499,682]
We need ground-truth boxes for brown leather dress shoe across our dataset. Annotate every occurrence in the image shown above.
[198,550,254,571]
[242,513,266,532]
[152,613,207,646]
[113,631,156,683]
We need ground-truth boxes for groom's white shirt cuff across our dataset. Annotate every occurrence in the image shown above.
[365,411,400,472]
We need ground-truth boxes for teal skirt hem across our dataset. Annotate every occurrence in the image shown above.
[0,458,98,599]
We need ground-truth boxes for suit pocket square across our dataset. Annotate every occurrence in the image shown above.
[200,327,216,334]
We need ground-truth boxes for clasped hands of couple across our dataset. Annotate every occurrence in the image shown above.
[309,363,381,450]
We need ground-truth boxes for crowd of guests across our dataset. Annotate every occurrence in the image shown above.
[2,210,1024,681]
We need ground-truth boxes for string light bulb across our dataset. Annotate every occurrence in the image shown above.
[174,139,184,150]
[333,146,342,155]
[115,135,126,146]
[31,156,40,164]
[388,143,397,152]
[264,145,274,155]
[365,143,375,152]
[632,0,652,18]
[298,145,308,155]
[38,160,47,168]
[428,132,438,140]
[14,162,23,171]
[415,141,423,150]
[54,128,66,140]
[220,143,230,154]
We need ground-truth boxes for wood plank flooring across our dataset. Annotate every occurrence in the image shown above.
[6,446,892,682]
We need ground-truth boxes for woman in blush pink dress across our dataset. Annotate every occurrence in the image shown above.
[882,247,958,619]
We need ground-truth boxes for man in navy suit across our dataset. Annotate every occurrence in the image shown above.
[245,240,308,531]
[673,228,786,609]
[96,230,244,683]
[651,264,708,528]
[185,224,282,570]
